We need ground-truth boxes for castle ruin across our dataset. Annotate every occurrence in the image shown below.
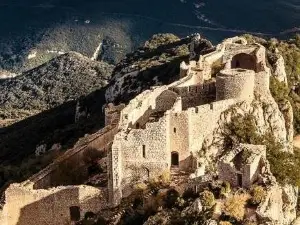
[108,36,271,206]
[0,36,280,224]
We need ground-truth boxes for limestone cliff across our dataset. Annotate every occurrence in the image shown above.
[202,94,293,159]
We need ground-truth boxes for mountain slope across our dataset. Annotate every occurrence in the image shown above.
[0,52,113,123]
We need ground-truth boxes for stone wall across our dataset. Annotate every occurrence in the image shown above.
[108,134,123,207]
[218,162,238,186]
[129,90,178,129]
[0,183,106,225]
[188,99,237,153]
[27,125,118,189]
[109,117,169,205]
[169,111,189,170]
[255,70,270,94]
[170,81,215,110]
[247,159,261,187]
[118,86,169,129]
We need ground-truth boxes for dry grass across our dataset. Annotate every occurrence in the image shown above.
[222,193,250,221]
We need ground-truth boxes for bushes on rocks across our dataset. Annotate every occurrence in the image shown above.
[220,181,231,198]
[200,190,215,209]
[249,185,266,205]
[222,194,249,221]
[144,34,180,49]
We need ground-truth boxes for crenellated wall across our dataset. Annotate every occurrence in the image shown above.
[118,86,172,129]
[170,81,216,110]
[27,125,118,189]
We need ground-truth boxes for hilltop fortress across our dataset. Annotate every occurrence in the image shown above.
[0,35,294,225]
[108,35,272,205]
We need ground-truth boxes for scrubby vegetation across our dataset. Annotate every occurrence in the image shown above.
[249,185,266,205]
[144,34,180,49]
[200,190,215,209]
[222,193,249,222]
[0,52,113,122]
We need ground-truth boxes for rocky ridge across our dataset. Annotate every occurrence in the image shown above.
[0,51,113,123]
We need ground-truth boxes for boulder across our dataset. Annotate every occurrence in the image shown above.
[256,184,298,225]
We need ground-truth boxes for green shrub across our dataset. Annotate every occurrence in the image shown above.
[211,59,225,77]
[250,185,266,205]
[220,181,231,198]
[200,190,215,209]
[269,76,289,103]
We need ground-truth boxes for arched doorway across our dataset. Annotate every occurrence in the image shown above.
[171,152,179,166]
[231,53,256,71]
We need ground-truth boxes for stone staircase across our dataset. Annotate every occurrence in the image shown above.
[170,167,190,187]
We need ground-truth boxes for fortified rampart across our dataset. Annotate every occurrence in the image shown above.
[24,103,124,190]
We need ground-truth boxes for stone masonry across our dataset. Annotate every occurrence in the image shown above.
[108,36,274,206]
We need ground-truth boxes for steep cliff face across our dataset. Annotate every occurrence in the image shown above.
[202,94,292,159]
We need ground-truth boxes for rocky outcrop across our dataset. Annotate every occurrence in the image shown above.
[256,184,298,225]
[273,53,288,84]
[181,198,203,216]
[0,69,17,80]
[202,94,292,159]
[278,99,294,151]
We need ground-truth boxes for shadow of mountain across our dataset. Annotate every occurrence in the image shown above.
[0,88,107,165]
